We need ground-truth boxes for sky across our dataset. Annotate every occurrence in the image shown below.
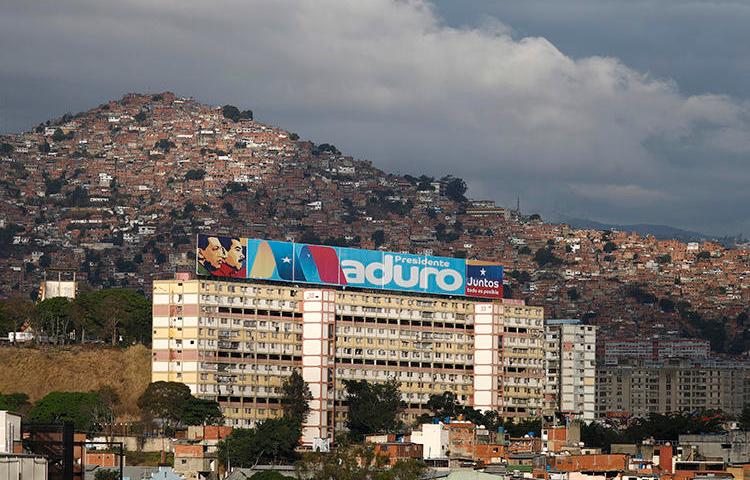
[1,0,749,236]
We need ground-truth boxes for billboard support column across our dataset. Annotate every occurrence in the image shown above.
[301,289,336,450]
[472,303,503,412]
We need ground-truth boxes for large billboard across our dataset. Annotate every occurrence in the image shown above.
[196,234,503,299]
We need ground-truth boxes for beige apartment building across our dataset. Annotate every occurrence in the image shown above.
[152,275,546,446]
[596,358,750,417]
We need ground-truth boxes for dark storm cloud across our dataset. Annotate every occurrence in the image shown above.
[0,0,748,235]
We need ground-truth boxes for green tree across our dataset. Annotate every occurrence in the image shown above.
[379,458,426,480]
[443,177,467,203]
[28,391,109,431]
[218,417,300,467]
[137,381,193,429]
[581,422,622,451]
[0,296,35,341]
[659,298,675,313]
[371,230,386,248]
[73,289,151,345]
[567,287,580,301]
[344,379,404,440]
[94,470,120,480]
[423,391,464,419]
[249,472,294,480]
[298,444,378,480]
[281,370,312,427]
[52,128,67,142]
[154,139,176,152]
[33,297,72,344]
[603,241,617,253]
[222,105,241,122]
[0,393,31,413]
[534,247,562,267]
[182,398,223,426]
[184,169,206,181]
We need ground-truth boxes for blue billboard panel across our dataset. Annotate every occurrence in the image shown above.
[196,234,503,299]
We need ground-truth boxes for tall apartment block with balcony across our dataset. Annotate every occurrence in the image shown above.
[151,275,546,446]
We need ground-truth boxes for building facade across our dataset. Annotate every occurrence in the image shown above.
[596,358,750,417]
[544,320,597,422]
[601,338,710,365]
[151,275,546,445]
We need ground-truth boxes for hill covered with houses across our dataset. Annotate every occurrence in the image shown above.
[1,92,749,353]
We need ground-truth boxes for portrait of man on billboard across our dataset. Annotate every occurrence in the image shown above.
[216,237,246,278]
[197,235,226,276]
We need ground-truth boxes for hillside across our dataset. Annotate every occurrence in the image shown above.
[0,345,151,419]
[0,92,748,353]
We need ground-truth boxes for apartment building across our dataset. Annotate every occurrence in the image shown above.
[596,358,750,417]
[152,275,545,446]
[544,319,597,422]
[601,338,710,365]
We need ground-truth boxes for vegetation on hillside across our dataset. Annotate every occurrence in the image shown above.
[0,288,151,345]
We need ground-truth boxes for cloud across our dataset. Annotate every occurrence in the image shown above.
[0,0,749,234]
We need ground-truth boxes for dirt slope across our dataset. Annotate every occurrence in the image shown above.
[0,344,151,419]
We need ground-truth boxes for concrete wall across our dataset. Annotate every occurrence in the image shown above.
[0,411,21,454]
[92,435,175,452]
[680,432,750,463]
[0,454,47,480]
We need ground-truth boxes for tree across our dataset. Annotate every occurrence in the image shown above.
[298,444,377,480]
[659,298,675,313]
[95,290,150,345]
[381,459,427,480]
[137,381,193,429]
[581,422,622,451]
[657,254,672,264]
[534,247,562,267]
[222,105,241,122]
[218,417,300,467]
[0,393,31,413]
[603,241,617,253]
[0,296,35,341]
[443,177,467,203]
[91,386,119,441]
[33,297,72,344]
[371,230,386,248]
[281,370,312,427]
[424,391,464,419]
[184,169,206,181]
[567,287,580,301]
[344,379,404,440]
[134,111,148,124]
[154,139,176,152]
[73,289,150,345]
[52,128,67,142]
[249,472,294,480]
[222,105,253,122]
[0,143,13,155]
[94,470,120,480]
[182,398,223,426]
[28,391,109,431]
